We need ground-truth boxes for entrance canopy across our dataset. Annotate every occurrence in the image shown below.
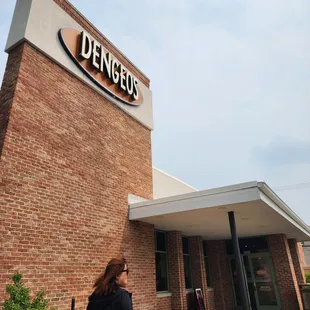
[129,181,310,241]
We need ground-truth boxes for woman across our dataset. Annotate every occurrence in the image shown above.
[87,258,133,310]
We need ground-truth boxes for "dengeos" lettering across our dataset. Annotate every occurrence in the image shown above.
[79,31,139,100]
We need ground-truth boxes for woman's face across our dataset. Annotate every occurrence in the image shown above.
[118,264,129,288]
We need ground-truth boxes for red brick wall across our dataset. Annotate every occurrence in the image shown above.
[268,234,303,310]
[167,231,187,310]
[208,240,233,310]
[156,296,171,309]
[289,239,306,283]
[189,236,209,307]
[52,0,150,88]
[0,41,154,310]
[0,45,23,157]
[207,290,216,310]
[155,235,217,310]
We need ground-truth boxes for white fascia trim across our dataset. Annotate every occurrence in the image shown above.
[152,166,198,191]
[130,181,259,209]
[129,183,261,220]
[258,182,310,238]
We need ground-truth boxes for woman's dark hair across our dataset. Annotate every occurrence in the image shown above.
[93,258,127,295]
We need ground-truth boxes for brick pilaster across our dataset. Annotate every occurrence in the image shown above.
[0,44,24,158]
[268,234,303,310]
[208,240,233,310]
[288,239,306,284]
[189,236,209,308]
[167,231,187,310]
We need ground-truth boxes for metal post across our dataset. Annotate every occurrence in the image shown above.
[228,211,251,310]
[71,298,75,310]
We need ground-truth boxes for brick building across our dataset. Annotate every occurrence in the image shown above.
[299,238,310,273]
[1,1,309,310]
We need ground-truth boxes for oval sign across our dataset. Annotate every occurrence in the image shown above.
[58,27,143,106]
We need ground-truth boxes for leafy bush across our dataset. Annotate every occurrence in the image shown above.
[305,272,310,283]
[3,272,56,310]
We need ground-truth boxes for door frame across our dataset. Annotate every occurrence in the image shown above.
[228,253,281,310]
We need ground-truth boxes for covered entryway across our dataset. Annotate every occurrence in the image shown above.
[227,237,281,310]
[129,181,310,310]
[129,181,310,241]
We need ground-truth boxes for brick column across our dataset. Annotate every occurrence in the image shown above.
[0,45,24,157]
[268,234,303,310]
[167,231,186,310]
[189,236,209,308]
[208,240,233,310]
[288,239,306,284]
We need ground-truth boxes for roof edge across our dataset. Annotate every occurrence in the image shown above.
[130,180,259,209]
[258,182,310,235]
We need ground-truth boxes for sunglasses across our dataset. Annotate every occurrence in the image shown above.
[121,269,129,275]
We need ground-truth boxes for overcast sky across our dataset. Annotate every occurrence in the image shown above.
[1,1,310,222]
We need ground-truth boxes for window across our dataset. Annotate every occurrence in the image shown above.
[155,230,169,292]
[182,237,192,289]
[302,241,310,266]
[226,237,269,255]
[203,241,212,287]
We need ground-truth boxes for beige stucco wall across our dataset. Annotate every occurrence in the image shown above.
[152,167,197,199]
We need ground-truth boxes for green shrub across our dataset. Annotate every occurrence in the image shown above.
[305,272,310,283]
[3,273,56,310]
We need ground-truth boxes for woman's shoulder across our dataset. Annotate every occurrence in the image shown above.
[116,288,132,298]
[116,288,132,308]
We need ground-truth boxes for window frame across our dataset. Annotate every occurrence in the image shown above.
[182,237,193,289]
[155,230,169,293]
[203,241,212,287]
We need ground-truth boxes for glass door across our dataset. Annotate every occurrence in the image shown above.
[229,254,281,310]
[248,254,281,310]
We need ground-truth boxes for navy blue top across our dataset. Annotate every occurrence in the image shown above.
[86,287,133,310]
